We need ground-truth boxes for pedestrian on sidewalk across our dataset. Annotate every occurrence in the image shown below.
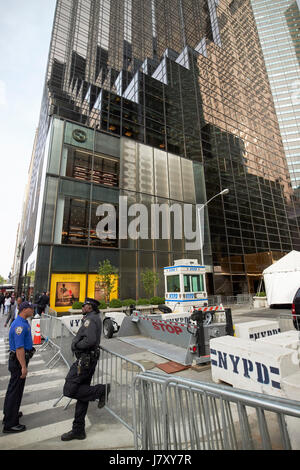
[36,291,50,316]
[61,298,110,441]
[2,302,36,433]
[0,293,5,315]
[4,295,11,315]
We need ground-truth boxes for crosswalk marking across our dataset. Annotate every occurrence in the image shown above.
[0,353,42,360]
[1,398,74,424]
[0,360,46,369]
[7,398,74,416]
[0,368,63,383]
[0,353,42,365]
[0,418,91,450]
[0,379,65,399]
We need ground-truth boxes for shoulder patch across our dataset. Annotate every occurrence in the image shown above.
[15,327,23,336]
[84,320,90,328]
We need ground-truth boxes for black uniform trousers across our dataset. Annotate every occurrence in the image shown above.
[3,358,27,428]
[63,359,105,434]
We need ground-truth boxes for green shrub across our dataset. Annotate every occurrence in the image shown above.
[122,299,136,307]
[256,292,266,297]
[137,298,150,305]
[109,298,122,308]
[98,300,108,310]
[150,297,165,305]
[72,301,83,310]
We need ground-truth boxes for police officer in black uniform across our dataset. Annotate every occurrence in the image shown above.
[61,298,110,441]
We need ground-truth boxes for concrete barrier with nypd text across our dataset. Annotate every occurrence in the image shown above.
[234,320,280,341]
[281,371,300,450]
[256,330,300,369]
[210,335,299,397]
[256,330,300,352]
[255,332,300,450]
[61,315,83,334]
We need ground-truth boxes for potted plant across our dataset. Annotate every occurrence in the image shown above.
[253,291,268,308]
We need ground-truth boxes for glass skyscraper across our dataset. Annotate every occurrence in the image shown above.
[14,0,300,310]
[251,0,300,190]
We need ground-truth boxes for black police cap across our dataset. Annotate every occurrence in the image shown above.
[84,298,100,310]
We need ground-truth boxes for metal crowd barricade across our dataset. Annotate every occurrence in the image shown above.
[207,294,254,308]
[40,315,146,432]
[40,315,64,368]
[94,346,146,435]
[133,371,300,450]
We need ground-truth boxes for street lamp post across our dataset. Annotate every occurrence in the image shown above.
[197,189,229,266]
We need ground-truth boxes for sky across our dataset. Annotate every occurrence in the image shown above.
[0,0,56,279]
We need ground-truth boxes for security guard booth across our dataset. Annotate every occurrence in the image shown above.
[164,260,208,314]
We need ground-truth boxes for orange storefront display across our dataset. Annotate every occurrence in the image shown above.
[87,274,118,303]
[50,273,118,313]
[50,274,87,313]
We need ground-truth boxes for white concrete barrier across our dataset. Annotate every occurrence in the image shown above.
[234,320,280,341]
[61,315,83,334]
[210,335,299,397]
[281,371,300,450]
[256,330,300,351]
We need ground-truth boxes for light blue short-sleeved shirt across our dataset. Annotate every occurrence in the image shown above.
[9,316,33,351]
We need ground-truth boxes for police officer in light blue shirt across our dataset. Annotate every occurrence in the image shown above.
[2,302,36,433]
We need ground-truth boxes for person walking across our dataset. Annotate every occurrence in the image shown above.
[61,298,110,441]
[4,295,11,315]
[2,302,36,433]
[0,293,5,315]
[4,297,22,328]
[36,291,50,316]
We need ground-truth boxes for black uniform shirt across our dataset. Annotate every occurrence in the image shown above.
[72,310,102,352]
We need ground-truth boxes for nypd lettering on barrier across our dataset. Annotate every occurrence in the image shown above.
[70,319,82,329]
[249,328,280,340]
[210,349,281,390]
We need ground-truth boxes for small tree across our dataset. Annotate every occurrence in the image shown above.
[97,260,119,304]
[27,271,35,286]
[0,275,6,285]
[140,269,159,299]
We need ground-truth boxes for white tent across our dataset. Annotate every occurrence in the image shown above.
[263,251,300,305]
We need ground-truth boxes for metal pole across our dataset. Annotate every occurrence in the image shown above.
[197,189,229,267]
[197,206,204,266]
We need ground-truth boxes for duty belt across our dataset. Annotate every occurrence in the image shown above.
[75,348,100,360]
[9,349,36,362]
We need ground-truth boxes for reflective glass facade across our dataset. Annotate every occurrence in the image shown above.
[251,0,300,189]
[16,0,300,302]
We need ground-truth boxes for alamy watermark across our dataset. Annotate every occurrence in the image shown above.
[95,196,205,251]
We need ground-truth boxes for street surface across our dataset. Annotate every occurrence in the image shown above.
[0,305,294,450]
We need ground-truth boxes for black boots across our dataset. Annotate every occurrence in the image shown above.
[3,424,26,433]
[61,430,86,441]
[98,384,111,409]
